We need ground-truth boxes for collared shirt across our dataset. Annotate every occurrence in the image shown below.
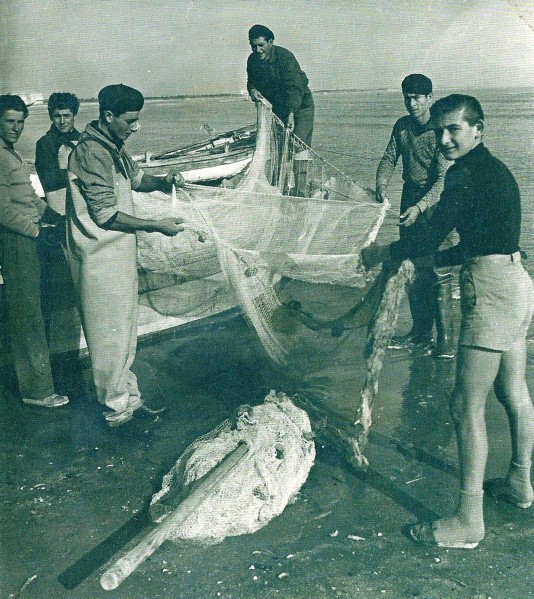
[389,143,521,266]
[376,115,451,213]
[35,126,80,193]
[0,139,47,237]
[67,121,143,226]
[247,45,313,120]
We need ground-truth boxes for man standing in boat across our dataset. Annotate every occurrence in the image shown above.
[66,84,186,427]
[246,24,314,147]
[376,74,455,359]
[0,94,69,408]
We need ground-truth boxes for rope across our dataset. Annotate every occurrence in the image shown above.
[319,148,381,161]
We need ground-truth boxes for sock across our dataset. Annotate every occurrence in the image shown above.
[507,461,534,500]
[432,491,485,544]
[457,489,484,526]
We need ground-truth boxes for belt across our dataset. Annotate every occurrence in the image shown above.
[469,251,522,265]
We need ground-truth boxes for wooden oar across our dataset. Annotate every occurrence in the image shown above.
[151,125,256,161]
[100,442,249,590]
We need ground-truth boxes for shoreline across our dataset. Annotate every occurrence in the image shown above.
[23,85,534,107]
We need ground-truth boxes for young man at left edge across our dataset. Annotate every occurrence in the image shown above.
[0,94,69,408]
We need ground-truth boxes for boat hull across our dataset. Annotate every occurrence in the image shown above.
[0,177,240,365]
[134,148,253,183]
[133,125,256,183]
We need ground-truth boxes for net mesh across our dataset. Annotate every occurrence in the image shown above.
[149,391,315,544]
[133,100,410,466]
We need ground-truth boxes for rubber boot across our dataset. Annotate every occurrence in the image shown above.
[434,277,455,359]
[407,266,435,343]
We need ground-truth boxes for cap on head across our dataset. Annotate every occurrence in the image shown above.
[401,74,433,96]
[98,84,144,116]
[248,24,274,41]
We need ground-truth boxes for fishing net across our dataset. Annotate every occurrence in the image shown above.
[149,390,315,544]
[133,100,410,466]
[99,391,315,587]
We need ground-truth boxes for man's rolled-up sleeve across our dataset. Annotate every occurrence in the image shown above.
[70,144,118,226]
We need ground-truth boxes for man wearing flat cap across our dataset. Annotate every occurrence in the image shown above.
[375,74,454,359]
[66,84,185,427]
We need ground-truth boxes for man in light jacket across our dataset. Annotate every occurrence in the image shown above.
[66,84,185,427]
[0,94,69,408]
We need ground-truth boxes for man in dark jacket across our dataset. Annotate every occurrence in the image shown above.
[35,93,81,340]
[35,92,81,216]
[247,24,314,146]
[362,94,534,549]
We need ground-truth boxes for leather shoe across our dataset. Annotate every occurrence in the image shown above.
[133,404,168,420]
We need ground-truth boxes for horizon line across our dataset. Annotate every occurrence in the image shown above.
[18,84,534,105]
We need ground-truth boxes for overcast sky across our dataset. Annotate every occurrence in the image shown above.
[1,0,533,98]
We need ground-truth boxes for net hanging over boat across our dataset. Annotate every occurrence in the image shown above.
[133,99,411,467]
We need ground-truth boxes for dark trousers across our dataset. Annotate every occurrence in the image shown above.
[408,266,438,339]
[399,185,440,340]
[293,106,314,147]
[285,106,315,196]
[0,229,55,400]
[269,105,315,194]
[37,224,68,340]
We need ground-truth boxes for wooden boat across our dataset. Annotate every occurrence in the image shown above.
[0,172,242,365]
[132,125,256,184]
[3,103,389,374]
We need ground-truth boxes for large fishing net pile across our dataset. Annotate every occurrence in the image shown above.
[149,390,315,544]
[133,100,410,467]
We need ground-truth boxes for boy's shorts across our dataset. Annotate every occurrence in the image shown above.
[459,252,534,351]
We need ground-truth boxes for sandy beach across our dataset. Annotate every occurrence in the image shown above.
[1,263,533,598]
[1,87,534,598]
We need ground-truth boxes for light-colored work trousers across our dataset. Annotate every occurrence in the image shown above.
[66,173,142,415]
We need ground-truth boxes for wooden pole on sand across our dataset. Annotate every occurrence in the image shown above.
[100,442,250,590]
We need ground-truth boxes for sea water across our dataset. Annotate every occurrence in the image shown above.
[19,87,534,279]
[14,89,534,439]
